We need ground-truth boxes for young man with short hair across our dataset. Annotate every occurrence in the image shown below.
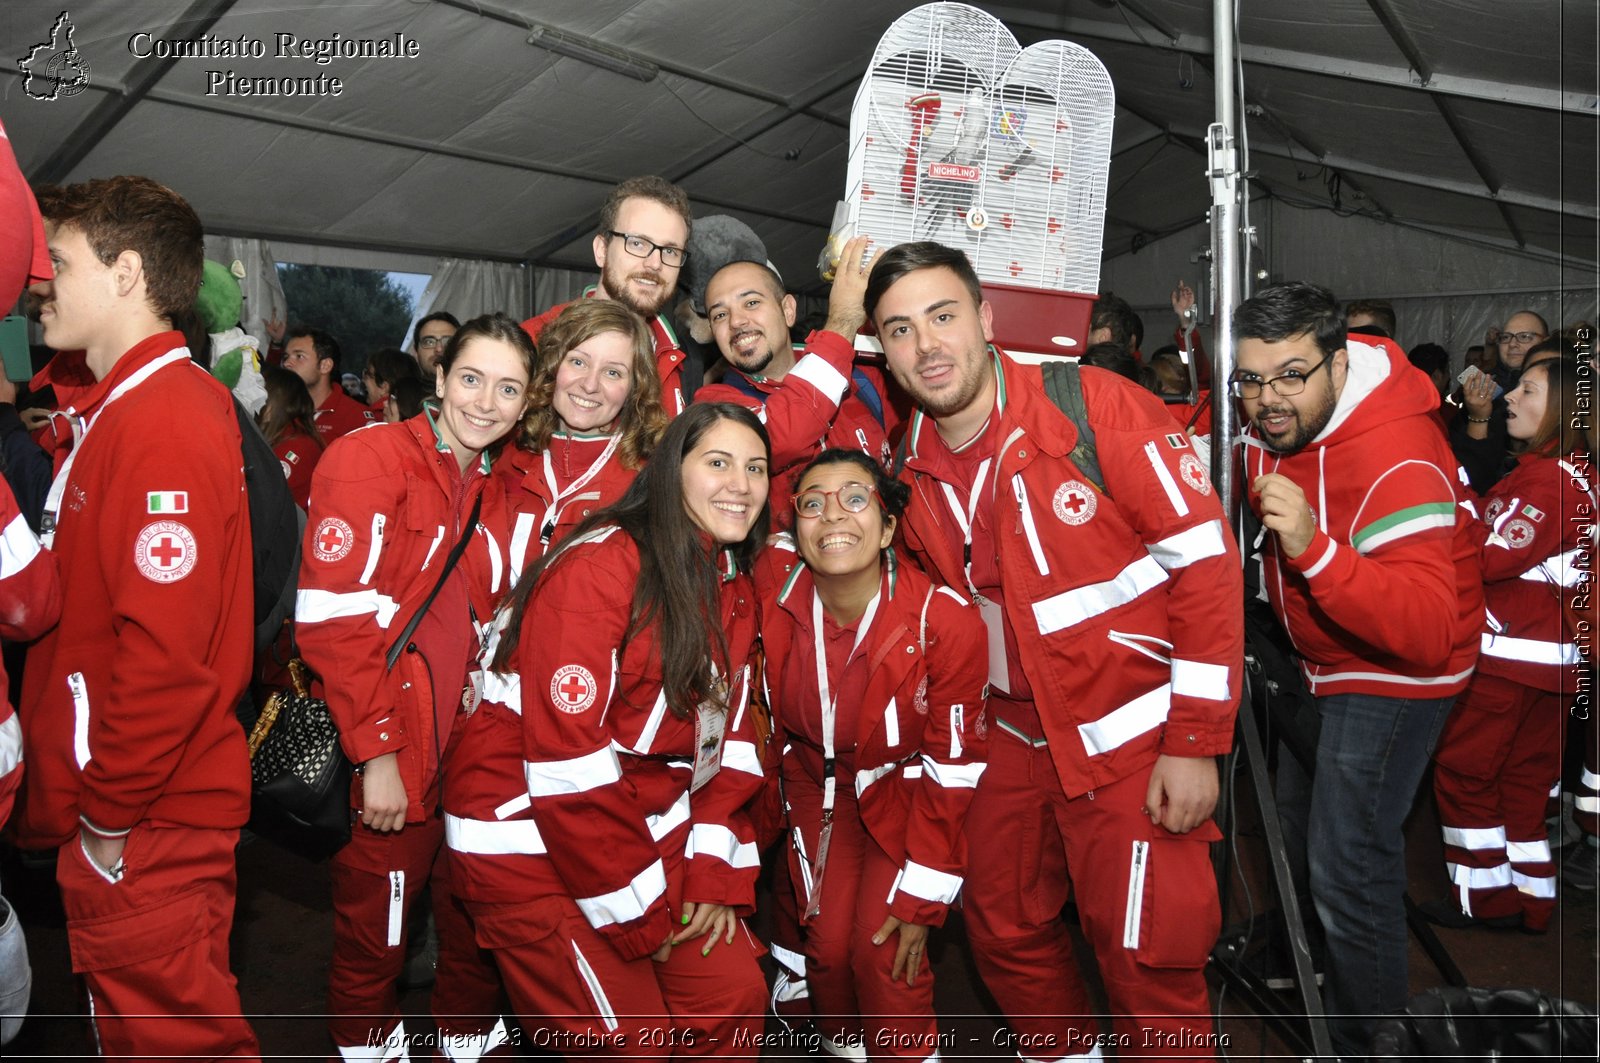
[22,174,259,1058]
[284,324,372,440]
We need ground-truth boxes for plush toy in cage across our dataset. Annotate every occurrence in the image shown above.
[841,2,1115,354]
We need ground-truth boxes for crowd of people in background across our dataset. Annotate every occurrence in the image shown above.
[0,148,1594,1063]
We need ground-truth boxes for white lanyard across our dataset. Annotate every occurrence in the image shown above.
[811,585,881,815]
[41,349,193,549]
[538,432,621,545]
[937,457,993,597]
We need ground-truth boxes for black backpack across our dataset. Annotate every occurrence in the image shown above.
[231,398,303,656]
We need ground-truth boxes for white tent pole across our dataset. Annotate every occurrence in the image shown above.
[1207,0,1242,517]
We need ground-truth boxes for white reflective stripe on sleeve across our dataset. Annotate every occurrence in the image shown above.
[1447,861,1512,889]
[446,813,547,855]
[480,669,521,712]
[509,512,537,586]
[494,792,532,819]
[483,525,503,595]
[1123,840,1148,949]
[920,755,985,789]
[1579,794,1600,813]
[648,791,691,839]
[1584,767,1600,788]
[633,690,669,754]
[856,761,899,796]
[1511,870,1557,898]
[1520,545,1586,587]
[1078,684,1170,757]
[903,764,923,779]
[575,858,667,928]
[571,942,620,1032]
[1146,519,1226,571]
[1171,658,1231,701]
[1480,632,1582,666]
[720,739,763,777]
[1507,838,1552,863]
[686,823,760,869]
[296,587,401,628]
[0,713,19,779]
[1144,440,1189,518]
[896,859,963,904]
[787,351,851,403]
[1300,537,1338,580]
[69,672,91,769]
[358,513,386,585]
[1033,555,1168,635]
[0,511,41,578]
[386,871,405,947]
[1442,824,1506,851]
[524,746,623,797]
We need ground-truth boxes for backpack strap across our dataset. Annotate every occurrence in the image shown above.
[850,366,886,429]
[1040,360,1105,495]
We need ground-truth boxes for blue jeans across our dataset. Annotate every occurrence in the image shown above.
[1276,691,1455,1058]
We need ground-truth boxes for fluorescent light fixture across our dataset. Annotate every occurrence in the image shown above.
[526,23,658,83]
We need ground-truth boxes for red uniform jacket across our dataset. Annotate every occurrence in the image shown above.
[757,543,988,926]
[0,479,61,826]
[1244,336,1484,699]
[17,333,253,847]
[272,429,322,512]
[295,414,507,824]
[898,352,1244,797]
[523,287,690,417]
[446,528,764,961]
[315,385,377,441]
[1473,452,1591,691]
[696,330,895,510]
[495,433,640,586]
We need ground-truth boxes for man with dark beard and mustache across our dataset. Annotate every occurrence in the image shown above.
[1234,281,1483,1058]
[522,176,694,415]
[694,237,896,505]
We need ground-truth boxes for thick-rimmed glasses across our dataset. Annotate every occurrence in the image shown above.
[1496,330,1544,346]
[793,482,877,518]
[608,230,688,268]
[1229,355,1331,399]
[417,334,452,350]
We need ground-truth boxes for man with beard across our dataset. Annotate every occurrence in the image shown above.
[695,238,895,504]
[867,241,1243,1058]
[522,175,694,415]
[1234,282,1483,1057]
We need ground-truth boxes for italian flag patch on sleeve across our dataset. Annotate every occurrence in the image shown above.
[146,491,189,514]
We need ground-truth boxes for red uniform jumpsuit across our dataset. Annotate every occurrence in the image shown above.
[316,384,378,441]
[18,334,261,1059]
[444,528,768,1056]
[494,431,640,586]
[271,428,322,512]
[1434,452,1590,929]
[758,545,987,1059]
[296,412,510,1061]
[523,288,691,417]
[0,478,61,823]
[695,330,896,509]
[897,353,1243,1059]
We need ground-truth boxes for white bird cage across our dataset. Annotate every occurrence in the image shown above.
[843,3,1115,350]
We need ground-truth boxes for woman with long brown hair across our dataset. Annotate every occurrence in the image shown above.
[444,402,772,1056]
[1431,354,1597,933]
[257,363,324,510]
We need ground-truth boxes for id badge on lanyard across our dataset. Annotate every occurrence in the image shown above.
[801,588,880,921]
[939,459,1010,693]
[691,665,746,793]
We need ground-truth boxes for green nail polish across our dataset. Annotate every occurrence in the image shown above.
[682,914,690,925]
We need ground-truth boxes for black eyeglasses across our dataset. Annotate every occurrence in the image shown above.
[793,482,877,518]
[608,231,688,268]
[417,334,452,349]
[1496,331,1544,345]
[1230,355,1331,399]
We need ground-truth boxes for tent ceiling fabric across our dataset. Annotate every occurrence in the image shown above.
[3,0,1593,290]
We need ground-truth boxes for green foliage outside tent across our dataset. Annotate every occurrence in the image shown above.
[276,265,415,376]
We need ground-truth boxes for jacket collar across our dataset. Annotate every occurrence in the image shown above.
[47,331,187,421]
[905,348,1074,470]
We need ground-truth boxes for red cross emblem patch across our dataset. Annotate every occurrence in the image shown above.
[313,517,355,562]
[1052,480,1097,526]
[1503,518,1535,549]
[134,521,197,583]
[550,664,598,714]
[1180,453,1212,496]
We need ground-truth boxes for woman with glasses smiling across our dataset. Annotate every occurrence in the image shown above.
[756,449,988,1060]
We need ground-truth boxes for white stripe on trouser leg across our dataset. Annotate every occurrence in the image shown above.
[1507,838,1552,863]
[338,1021,410,1062]
[1447,861,1512,895]
[440,1017,511,1062]
[1512,870,1557,899]
[571,942,619,1032]
[1442,824,1506,851]
[386,870,405,947]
